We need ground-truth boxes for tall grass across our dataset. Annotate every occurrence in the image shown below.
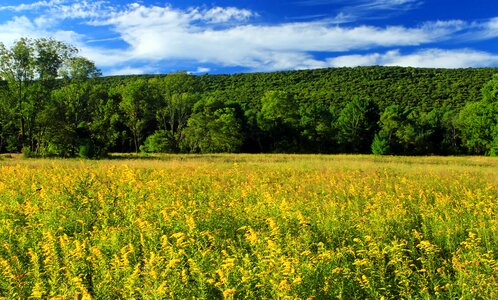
[0,154,497,299]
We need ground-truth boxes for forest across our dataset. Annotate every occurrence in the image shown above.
[1,38,498,157]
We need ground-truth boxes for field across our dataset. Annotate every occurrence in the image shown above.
[0,154,498,299]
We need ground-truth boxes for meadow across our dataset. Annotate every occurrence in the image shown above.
[0,154,497,299]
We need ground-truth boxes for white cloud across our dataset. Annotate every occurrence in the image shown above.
[0,14,89,56]
[189,7,255,24]
[488,17,498,31]
[0,16,70,45]
[327,49,498,68]
[107,66,157,76]
[297,0,422,23]
[49,1,111,20]
[0,1,498,74]
[353,0,421,11]
[189,67,211,74]
[0,1,114,46]
[0,0,64,12]
[474,17,498,40]
[88,3,468,71]
[0,0,110,19]
[296,0,420,9]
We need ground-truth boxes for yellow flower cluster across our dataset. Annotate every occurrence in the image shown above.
[0,154,497,298]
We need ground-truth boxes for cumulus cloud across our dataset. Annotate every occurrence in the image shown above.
[0,15,82,46]
[0,16,39,43]
[91,3,466,70]
[0,1,497,74]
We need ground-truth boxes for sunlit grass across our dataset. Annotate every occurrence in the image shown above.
[0,154,497,298]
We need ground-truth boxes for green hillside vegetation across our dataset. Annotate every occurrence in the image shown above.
[1,38,498,157]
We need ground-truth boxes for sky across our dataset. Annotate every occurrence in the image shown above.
[0,0,497,76]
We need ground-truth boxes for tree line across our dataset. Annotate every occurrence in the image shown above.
[1,38,498,157]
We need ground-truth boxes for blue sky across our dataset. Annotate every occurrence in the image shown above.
[0,0,497,75]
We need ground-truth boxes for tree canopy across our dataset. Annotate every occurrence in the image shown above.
[1,37,498,157]
[0,38,100,155]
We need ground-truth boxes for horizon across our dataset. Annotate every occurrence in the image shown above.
[101,65,498,78]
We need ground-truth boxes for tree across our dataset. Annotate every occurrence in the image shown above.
[371,132,390,155]
[258,91,299,127]
[374,105,454,155]
[0,83,17,152]
[456,101,498,155]
[421,107,451,155]
[61,56,102,80]
[85,84,120,157]
[455,75,498,155]
[141,130,170,153]
[299,99,336,153]
[149,73,198,152]
[394,108,437,155]
[481,74,498,104]
[373,104,402,155]
[490,126,498,156]
[119,79,154,153]
[42,81,113,158]
[23,48,102,156]
[438,106,460,155]
[41,83,91,156]
[184,96,243,153]
[0,38,82,151]
[335,97,378,153]
[0,38,35,150]
[257,90,300,151]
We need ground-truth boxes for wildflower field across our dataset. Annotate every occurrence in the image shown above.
[0,154,498,299]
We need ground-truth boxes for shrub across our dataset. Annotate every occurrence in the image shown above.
[141,130,170,153]
[371,133,390,155]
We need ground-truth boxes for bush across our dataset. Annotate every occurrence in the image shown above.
[141,130,170,153]
[21,146,34,158]
[371,133,390,155]
[490,133,498,157]
[79,142,93,159]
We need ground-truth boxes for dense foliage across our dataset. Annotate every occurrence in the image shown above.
[1,155,498,298]
[1,38,498,157]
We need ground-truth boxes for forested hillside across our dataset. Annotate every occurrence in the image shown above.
[1,39,498,157]
[197,67,495,110]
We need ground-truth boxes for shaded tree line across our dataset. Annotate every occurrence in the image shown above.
[1,38,498,157]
